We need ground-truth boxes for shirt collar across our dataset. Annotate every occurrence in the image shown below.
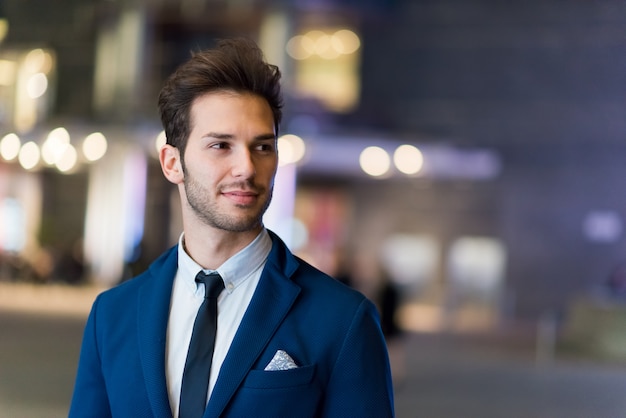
[177,229,272,295]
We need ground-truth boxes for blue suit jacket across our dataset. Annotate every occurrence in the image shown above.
[69,231,394,417]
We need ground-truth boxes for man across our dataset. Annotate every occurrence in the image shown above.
[69,38,394,418]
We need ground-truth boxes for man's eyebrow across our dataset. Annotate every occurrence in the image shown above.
[201,132,276,140]
[256,133,277,141]
[202,132,233,139]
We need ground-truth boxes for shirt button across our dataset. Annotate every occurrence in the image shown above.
[227,282,235,291]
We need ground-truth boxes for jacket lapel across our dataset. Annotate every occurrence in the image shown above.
[138,247,178,418]
[205,233,301,417]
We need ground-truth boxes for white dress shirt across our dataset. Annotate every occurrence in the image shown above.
[166,229,272,417]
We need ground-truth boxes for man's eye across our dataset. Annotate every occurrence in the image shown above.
[211,143,229,149]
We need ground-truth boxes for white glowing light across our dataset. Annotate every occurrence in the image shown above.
[56,143,78,172]
[82,132,108,162]
[0,133,21,161]
[278,134,306,166]
[18,141,40,170]
[155,130,167,153]
[26,72,48,98]
[42,127,70,165]
[394,144,424,175]
[360,146,390,177]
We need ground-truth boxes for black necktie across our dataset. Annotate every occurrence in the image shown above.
[179,271,225,418]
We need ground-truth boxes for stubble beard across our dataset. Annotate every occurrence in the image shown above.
[184,172,273,233]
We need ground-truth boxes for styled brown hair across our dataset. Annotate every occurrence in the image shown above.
[158,37,283,154]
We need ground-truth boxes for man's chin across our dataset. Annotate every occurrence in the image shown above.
[215,215,263,233]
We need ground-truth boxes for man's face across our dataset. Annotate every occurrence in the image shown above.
[181,91,278,233]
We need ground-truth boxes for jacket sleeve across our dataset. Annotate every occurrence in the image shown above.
[69,295,112,418]
[321,299,395,417]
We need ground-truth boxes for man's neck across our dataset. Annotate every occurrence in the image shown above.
[182,224,263,270]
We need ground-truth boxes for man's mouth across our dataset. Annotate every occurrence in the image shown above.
[222,190,259,206]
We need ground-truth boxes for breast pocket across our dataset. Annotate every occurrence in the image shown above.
[226,365,322,417]
[243,364,315,389]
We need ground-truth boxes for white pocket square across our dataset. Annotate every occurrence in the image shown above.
[264,349,299,371]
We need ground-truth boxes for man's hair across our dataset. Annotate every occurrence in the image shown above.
[157,37,283,153]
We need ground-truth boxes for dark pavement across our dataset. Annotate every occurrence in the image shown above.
[3,284,626,418]
[393,333,626,418]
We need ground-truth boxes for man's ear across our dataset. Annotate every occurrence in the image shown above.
[159,144,184,184]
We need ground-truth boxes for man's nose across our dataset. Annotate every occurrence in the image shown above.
[232,149,256,178]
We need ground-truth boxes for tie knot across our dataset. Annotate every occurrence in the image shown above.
[195,271,225,299]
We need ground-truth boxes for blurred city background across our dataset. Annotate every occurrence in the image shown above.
[2,0,626,416]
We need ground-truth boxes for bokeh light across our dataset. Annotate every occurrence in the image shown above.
[286,28,360,60]
[278,134,306,166]
[360,146,390,177]
[82,132,108,162]
[26,72,48,98]
[18,141,40,170]
[331,30,360,54]
[0,133,21,161]
[155,130,167,153]
[23,48,53,74]
[56,143,78,173]
[0,19,8,44]
[286,35,313,60]
[42,127,70,165]
[394,144,424,175]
